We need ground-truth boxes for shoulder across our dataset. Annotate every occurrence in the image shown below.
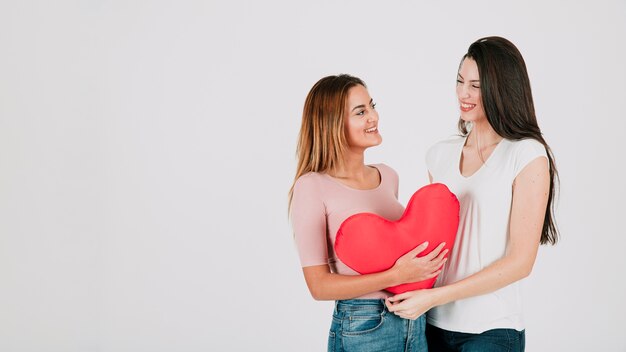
[507,138,545,150]
[504,138,547,157]
[372,163,399,183]
[371,163,396,176]
[427,135,465,155]
[426,135,464,166]
[503,139,548,177]
[293,172,326,193]
[431,135,465,148]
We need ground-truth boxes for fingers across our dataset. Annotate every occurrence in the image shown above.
[384,299,395,311]
[388,304,422,320]
[435,248,449,262]
[425,269,442,279]
[386,300,402,312]
[401,241,429,259]
[387,291,411,303]
[387,299,411,313]
[422,242,446,261]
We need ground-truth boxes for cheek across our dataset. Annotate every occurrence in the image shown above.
[476,98,485,112]
[344,121,358,141]
[349,119,362,132]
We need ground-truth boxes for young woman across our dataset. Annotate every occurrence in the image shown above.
[385,36,559,351]
[289,74,447,352]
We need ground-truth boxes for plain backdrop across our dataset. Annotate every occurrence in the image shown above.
[1,1,625,351]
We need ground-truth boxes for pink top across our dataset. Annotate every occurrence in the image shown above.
[290,164,405,299]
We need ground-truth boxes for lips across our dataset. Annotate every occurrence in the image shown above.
[460,102,476,112]
[365,126,378,133]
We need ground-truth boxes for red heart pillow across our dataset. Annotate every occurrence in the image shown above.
[334,183,459,294]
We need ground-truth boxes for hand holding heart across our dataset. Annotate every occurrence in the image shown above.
[391,241,448,287]
[334,183,460,293]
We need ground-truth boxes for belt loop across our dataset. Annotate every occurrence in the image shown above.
[334,300,339,314]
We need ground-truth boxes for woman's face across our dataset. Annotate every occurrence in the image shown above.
[343,85,381,150]
[456,58,487,123]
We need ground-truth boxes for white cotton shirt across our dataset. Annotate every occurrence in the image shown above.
[425,136,548,334]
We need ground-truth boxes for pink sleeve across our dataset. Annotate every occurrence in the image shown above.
[290,175,329,267]
[389,165,399,198]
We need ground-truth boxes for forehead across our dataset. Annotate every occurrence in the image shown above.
[346,85,370,106]
[458,58,479,78]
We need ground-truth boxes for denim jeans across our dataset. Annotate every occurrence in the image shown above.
[328,299,427,352]
[426,323,525,352]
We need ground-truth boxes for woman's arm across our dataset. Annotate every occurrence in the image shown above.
[387,157,549,319]
[303,241,448,301]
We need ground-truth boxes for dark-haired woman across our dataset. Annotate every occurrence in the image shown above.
[386,36,559,351]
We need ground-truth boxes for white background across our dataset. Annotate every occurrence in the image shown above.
[1,1,625,351]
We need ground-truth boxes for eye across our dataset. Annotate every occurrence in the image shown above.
[371,102,377,109]
[456,79,463,84]
[472,84,480,89]
[356,110,365,116]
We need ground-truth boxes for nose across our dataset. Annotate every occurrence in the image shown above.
[457,84,470,99]
[368,109,379,123]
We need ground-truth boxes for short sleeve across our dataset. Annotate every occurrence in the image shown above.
[513,139,548,178]
[377,163,399,199]
[290,174,329,267]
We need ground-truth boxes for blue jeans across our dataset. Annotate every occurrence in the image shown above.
[328,299,427,352]
[426,323,525,352]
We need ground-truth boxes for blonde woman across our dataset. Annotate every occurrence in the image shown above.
[289,74,446,351]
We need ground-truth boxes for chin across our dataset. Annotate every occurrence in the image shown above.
[461,110,487,123]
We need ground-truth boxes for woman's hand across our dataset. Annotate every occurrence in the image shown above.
[300,242,447,301]
[385,289,437,320]
[391,242,448,284]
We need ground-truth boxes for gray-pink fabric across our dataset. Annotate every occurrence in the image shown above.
[290,164,404,299]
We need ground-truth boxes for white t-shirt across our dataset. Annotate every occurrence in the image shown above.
[425,135,548,333]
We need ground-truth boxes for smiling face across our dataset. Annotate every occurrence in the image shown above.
[343,84,381,150]
[456,58,487,123]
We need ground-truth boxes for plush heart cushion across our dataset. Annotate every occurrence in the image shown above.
[335,183,459,294]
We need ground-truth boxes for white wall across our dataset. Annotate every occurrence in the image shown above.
[1,1,624,351]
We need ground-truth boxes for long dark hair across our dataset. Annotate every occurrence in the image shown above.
[458,36,559,245]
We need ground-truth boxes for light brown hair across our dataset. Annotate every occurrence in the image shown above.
[288,74,366,212]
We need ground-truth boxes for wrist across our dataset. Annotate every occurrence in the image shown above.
[386,266,402,287]
[431,285,453,306]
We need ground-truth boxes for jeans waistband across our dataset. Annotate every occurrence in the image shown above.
[334,299,386,312]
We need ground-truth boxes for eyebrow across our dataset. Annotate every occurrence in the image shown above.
[351,98,374,112]
[457,73,480,83]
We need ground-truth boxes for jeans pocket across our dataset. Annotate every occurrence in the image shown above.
[480,328,522,350]
[327,331,335,352]
[342,309,385,336]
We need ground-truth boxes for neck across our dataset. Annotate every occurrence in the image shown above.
[331,147,367,178]
[467,120,502,148]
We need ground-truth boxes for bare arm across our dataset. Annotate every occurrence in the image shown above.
[303,242,448,301]
[388,157,549,319]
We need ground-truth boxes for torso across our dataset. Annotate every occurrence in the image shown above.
[290,163,404,299]
[459,143,500,177]
[425,135,547,333]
